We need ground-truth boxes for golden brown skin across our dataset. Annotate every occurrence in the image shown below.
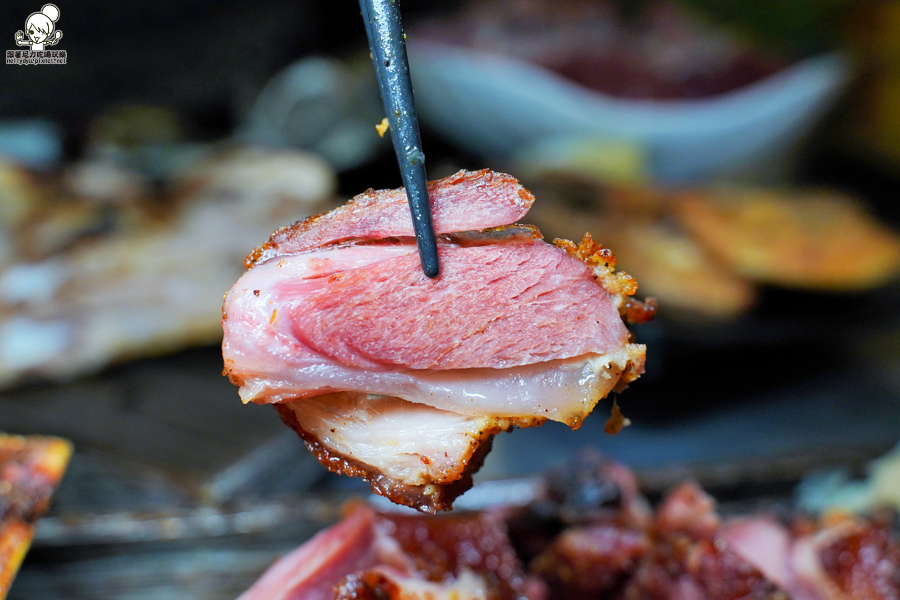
[554,233,657,325]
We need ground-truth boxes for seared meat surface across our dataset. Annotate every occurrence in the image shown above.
[238,503,533,600]
[222,170,649,511]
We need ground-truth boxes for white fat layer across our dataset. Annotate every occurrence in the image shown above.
[242,345,642,427]
[289,393,505,486]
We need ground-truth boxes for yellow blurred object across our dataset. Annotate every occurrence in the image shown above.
[514,136,648,186]
[597,217,757,319]
[88,104,183,149]
[871,445,900,511]
[375,118,389,138]
[525,186,755,319]
[673,188,900,291]
[0,161,48,270]
[841,1,900,165]
[0,434,73,599]
[0,162,43,229]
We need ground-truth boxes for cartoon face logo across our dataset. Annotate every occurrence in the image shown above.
[15,4,62,51]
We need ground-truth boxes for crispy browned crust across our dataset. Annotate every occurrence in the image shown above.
[554,233,657,325]
[334,571,402,600]
[246,169,535,268]
[817,518,900,598]
[335,570,502,600]
[445,223,543,246]
[595,216,757,319]
[0,435,72,600]
[275,403,496,514]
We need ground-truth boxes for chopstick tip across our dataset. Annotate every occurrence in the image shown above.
[422,254,440,279]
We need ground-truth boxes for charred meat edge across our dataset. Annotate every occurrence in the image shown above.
[276,404,534,513]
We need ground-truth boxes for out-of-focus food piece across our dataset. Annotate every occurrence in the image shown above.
[0,161,48,269]
[513,137,649,186]
[524,452,900,600]
[244,453,900,600]
[531,521,649,599]
[526,194,754,319]
[87,104,183,150]
[8,160,151,263]
[415,0,788,100]
[0,147,335,388]
[601,185,675,219]
[673,188,900,291]
[622,481,790,600]
[797,442,900,516]
[597,217,757,318]
[238,503,532,600]
[871,444,900,511]
[0,434,72,599]
[0,162,43,234]
[223,170,650,512]
[727,512,900,600]
[529,455,651,600]
[16,201,126,262]
[61,160,149,206]
[793,514,900,600]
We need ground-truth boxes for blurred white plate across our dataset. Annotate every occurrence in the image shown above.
[410,43,850,183]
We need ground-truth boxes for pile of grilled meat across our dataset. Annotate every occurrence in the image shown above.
[240,451,900,600]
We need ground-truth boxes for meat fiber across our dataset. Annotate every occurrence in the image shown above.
[222,170,650,512]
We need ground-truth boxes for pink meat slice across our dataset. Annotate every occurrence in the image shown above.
[293,240,629,370]
[223,240,641,425]
[240,504,531,600]
[249,169,535,265]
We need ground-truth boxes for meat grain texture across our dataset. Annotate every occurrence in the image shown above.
[222,170,652,512]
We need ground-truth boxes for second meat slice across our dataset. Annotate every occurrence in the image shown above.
[222,169,652,512]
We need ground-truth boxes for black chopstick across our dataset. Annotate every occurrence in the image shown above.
[359,0,440,278]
